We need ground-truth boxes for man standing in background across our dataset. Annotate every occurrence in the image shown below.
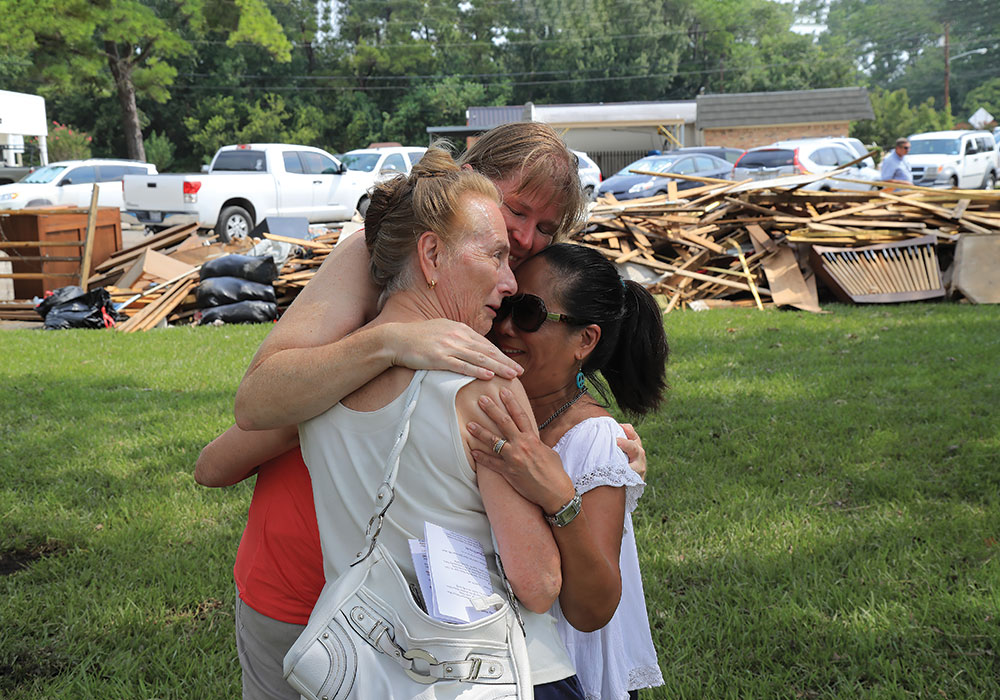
[880,137,913,184]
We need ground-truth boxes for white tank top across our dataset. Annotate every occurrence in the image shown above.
[299,369,574,685]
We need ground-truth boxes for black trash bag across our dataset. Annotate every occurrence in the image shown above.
[35,285,87,319]
[198,300,277,325]
[199,254,278,284]
[37,287,126,330]
[196,276,276,308]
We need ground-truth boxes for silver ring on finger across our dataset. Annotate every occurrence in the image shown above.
[492,437,507,455]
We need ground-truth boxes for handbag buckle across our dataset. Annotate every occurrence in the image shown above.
[402,648,439,684]
[466,656,483,680]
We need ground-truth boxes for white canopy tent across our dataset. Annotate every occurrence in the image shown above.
[0,90,49,166]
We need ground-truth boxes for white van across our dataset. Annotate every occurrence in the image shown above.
[907,130,999,189]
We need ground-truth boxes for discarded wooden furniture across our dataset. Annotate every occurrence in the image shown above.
[0,191,119,299]
[809,235,945,303]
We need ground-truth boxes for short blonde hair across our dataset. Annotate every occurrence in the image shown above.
[459,122,586,241]
[365,144,500,297]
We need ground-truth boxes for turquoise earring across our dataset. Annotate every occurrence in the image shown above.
[576,370,585,390]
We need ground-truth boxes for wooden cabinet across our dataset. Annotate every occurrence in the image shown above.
[0,208,121,299]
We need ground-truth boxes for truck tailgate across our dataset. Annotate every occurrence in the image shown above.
[123,174,192,212]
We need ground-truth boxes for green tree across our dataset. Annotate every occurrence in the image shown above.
[814,0,997,119]
[0,0,292,161]
[963,78,1000,124]
[144,130,176,171]
[850,87,952,153]
[183,94,323,163]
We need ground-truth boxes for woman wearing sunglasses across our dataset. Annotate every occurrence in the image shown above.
[466,243,668,700]
[196,126,650,699]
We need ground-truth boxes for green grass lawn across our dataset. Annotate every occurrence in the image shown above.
[2,304,998,699]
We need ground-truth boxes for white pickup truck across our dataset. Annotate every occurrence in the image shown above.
[123,144,364,240]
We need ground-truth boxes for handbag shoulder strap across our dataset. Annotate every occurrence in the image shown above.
[351,369,427,565]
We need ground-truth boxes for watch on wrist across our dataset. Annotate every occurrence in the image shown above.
[545,489,582,528]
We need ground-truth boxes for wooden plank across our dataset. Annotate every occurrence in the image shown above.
[79,184,100,289]
[878,191,992,234]
[745,224,777,253]
[117,277,196,333]
[114,267,201,312]
[262,232,332,249]
[0,272,79,280]
[682,179,754,208]
[675,227,726,254]
[93,224,198,272]
[0,241,85,248]
[132,280,197,332]
[614,248,644,264]
[811,199,885,223]
[628,168,733,185]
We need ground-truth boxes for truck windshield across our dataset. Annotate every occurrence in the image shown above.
[339,153,381,172]
[909,139,960,156]
[22,165,67,184]
[213,150,268,172]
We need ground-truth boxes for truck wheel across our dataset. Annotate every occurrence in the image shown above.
[984,171,996,190]
[583,185,595,201]
[357,196,370,218]
[216,205,252,242]
[950,175,959,189]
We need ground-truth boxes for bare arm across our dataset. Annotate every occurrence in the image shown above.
[467,389,624,631]
[235,234,521,430]
[194,424,299,487]
[456,379,562,614]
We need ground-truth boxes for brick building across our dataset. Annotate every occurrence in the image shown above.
[428,87,875,177]
[695,87,875,150]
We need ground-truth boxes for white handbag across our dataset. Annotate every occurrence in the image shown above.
[283,371,533,699]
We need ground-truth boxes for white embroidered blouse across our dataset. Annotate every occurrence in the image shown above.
[550,416,664,700]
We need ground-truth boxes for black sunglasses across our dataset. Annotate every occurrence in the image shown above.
[496,293,588,332]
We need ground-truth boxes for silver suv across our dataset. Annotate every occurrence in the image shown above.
[907,130,998,189]
[734,138,879,191]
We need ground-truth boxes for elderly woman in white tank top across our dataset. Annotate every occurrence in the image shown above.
[297,147,585,698]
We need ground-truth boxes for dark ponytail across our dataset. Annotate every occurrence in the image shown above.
[534,244,668,417]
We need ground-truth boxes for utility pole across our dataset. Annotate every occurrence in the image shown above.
[943,22,951,114]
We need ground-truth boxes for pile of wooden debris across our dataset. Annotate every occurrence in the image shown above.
[573,175,1000,312]
[7,172,999,329]
[100,224,344,331]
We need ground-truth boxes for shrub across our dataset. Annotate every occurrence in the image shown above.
[48,121,92,161]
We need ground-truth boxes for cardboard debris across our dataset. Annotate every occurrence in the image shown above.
[951,234,1000,304]
[116,249,195,290]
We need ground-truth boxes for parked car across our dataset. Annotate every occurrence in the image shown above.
[337,146,427,215]
[573,150,602,199]
[733,138,879,191]
[124,144,362,241]
[825,136,876,168]
[596,153,733,200]
[0,159,157,210]
[0,164,38,185]
[907,130,998,189]
[670,146,745,164]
